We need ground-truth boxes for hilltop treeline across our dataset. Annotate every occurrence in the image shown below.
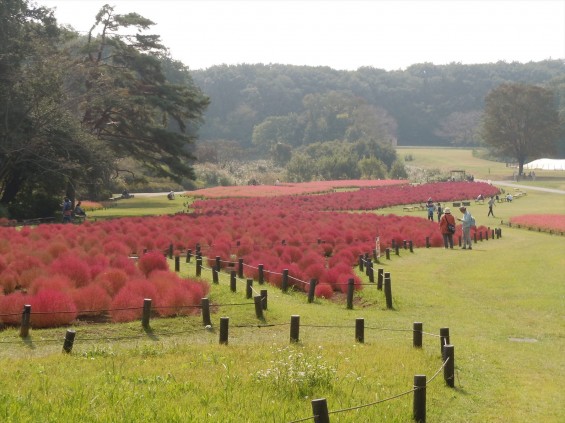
[192,60,564,150]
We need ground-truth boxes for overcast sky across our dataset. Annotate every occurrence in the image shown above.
[41,0,565,71]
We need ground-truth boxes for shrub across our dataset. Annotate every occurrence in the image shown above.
[110,279,158,323]
[0,292,28,325]
[28,275,74,296]
[50,254,92,288]
[315,283,334,299]
[72,284,112,316]
[0,269,19,294]
[29,290,78,328]
[96,268,128,296]
[138,251,169,276]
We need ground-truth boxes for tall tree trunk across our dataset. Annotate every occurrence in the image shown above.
[0,172,23,205]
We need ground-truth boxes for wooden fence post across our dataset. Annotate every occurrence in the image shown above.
[385,248,391,260]
[355,318,364,343]
[254,295,264,320]
[196,256,202,277]
[213,266,219,284]
[20,304,31,338]
[168,243,173,259]
[290,315,300,343]
[230,270,237,293]
[281,269,289,293]
[384,272,393,309]
[444,345,455,387]
[185,249,192,263]
[368,261,374,283]
[307,279,317,303]
[219,317,229,345]
[260,289,268,310]
[174,255,180,272]
[238,258,244,278]
[258,264,264,284]
[409,240,414,253]
[439,327,450,359]
[62,329,76,353]
[246,279,253,299]
[346,278,354,310]
[215,256,221,270]
[201,298,211,326]
[311,398,330,423]
[413,322,423,348]
[142,298,152,329]
[358,254,364,272]
[377,268,384,290]
[413,374,427,422]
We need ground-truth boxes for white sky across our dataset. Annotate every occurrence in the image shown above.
[40,0,565,71]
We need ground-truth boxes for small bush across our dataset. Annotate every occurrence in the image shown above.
[72,284,112,316]
[138,251,169,277]
[0,292,29,325]
[50,254,92,288]
[315,283,334,299]
[29,290,78,328]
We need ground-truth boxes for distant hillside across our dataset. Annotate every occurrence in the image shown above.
[191,60,564,151]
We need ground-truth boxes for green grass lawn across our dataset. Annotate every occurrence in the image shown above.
[399,147,565,189]
[1,149,563,422]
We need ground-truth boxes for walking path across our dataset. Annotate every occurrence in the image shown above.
[477,180,565,195]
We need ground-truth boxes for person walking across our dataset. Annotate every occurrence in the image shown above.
[487,196,495,217]
[439,207,456,249]
[436,202,443,222]
[426,201,436,221]
[62,197,72,223]
[458,206,473,250]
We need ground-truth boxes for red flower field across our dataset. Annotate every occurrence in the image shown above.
[0,181,500,328]
[509,214,565,233]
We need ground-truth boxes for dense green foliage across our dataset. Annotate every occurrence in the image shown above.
[482,83,561,174]
[193,61,564,150]
[0,1,208,218]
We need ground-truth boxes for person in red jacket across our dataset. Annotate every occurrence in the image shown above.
[439,207,456,249]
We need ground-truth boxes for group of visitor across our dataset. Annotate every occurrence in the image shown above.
[61,197,86,224]
[438,206,475,250]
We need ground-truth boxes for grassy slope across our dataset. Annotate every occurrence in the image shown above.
[1,149,563,422]
[399,147,565,190]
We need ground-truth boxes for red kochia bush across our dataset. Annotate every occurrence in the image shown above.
[0,292,28,325]
[315,283,334,299]
[29,289,78,328]
[50,254,92,287]
[72,284,112,316]
[110,279,159,323]
[138,251,169,276]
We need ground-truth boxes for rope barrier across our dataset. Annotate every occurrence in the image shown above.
[288,355,450,423]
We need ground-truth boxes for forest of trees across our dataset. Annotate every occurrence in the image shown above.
[192,61,564,151]
[0,1,208,218]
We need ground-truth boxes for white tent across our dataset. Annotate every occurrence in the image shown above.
[523,158,565,170]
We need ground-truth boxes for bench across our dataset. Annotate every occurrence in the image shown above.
[403,206,415,212]
[462,201,471,207]
[452,202,461,207]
